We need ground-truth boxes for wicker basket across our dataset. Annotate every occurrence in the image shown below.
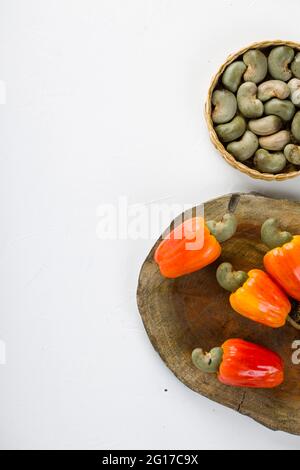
[205,40,300,181]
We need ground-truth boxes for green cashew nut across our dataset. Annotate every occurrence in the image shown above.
[284,144,300,165]
[288,79,300,107]
[212,90,237,124]
[291,111,300,141]
[206,213,237,243]
[261,218,293,249]
[222,61,247,93]
[227,130,259,161]
[216,262,248,293]
[243,49,268,84]
[248,115,282,136]
[254,149,286,174]
[268,46,294,81]
[264,98,295,121]
[215,116,246,143]
[259,130,291,151]
[257,80,290,102]
[291,52,300,79]
[237,82,264,118]
[192,347,223,374]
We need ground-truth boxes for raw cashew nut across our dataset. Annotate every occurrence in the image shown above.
[292,111,300,141]
[257,80,290,102]
[212,90,237,124]
[215,116,246,143]
[192,347,223,374]
[222,61,247,93]
[243,50,268,84]
[216,262,248,293]
[264,98,295,122]
[206,213,237,243]
[227,131,259,161]
[268,46,294,81]
[291,52,300,79]
[248,115,282,136]
[254,149,286,174]
[259,130,291,151]
[284,144,300,165]
[237,82,263,118]
[261,218,293,250]
[288,78,300,107]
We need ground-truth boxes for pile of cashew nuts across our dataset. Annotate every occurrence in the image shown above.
[211,46,300,174]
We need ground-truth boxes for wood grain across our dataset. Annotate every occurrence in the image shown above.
[137,193,300,435]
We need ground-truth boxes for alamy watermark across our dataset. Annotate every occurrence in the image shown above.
[96,196,300,360]
[96,197,205,250]
[292,340,300,365]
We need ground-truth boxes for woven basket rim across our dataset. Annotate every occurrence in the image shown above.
[205,40,300,182]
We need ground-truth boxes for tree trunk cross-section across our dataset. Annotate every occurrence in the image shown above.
[137,193,300,435]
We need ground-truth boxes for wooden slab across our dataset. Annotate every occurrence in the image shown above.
[137,193,300,435]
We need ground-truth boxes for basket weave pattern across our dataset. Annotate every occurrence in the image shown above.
[205,40,300,181]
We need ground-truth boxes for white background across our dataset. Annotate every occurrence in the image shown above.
[1,0,300,450]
